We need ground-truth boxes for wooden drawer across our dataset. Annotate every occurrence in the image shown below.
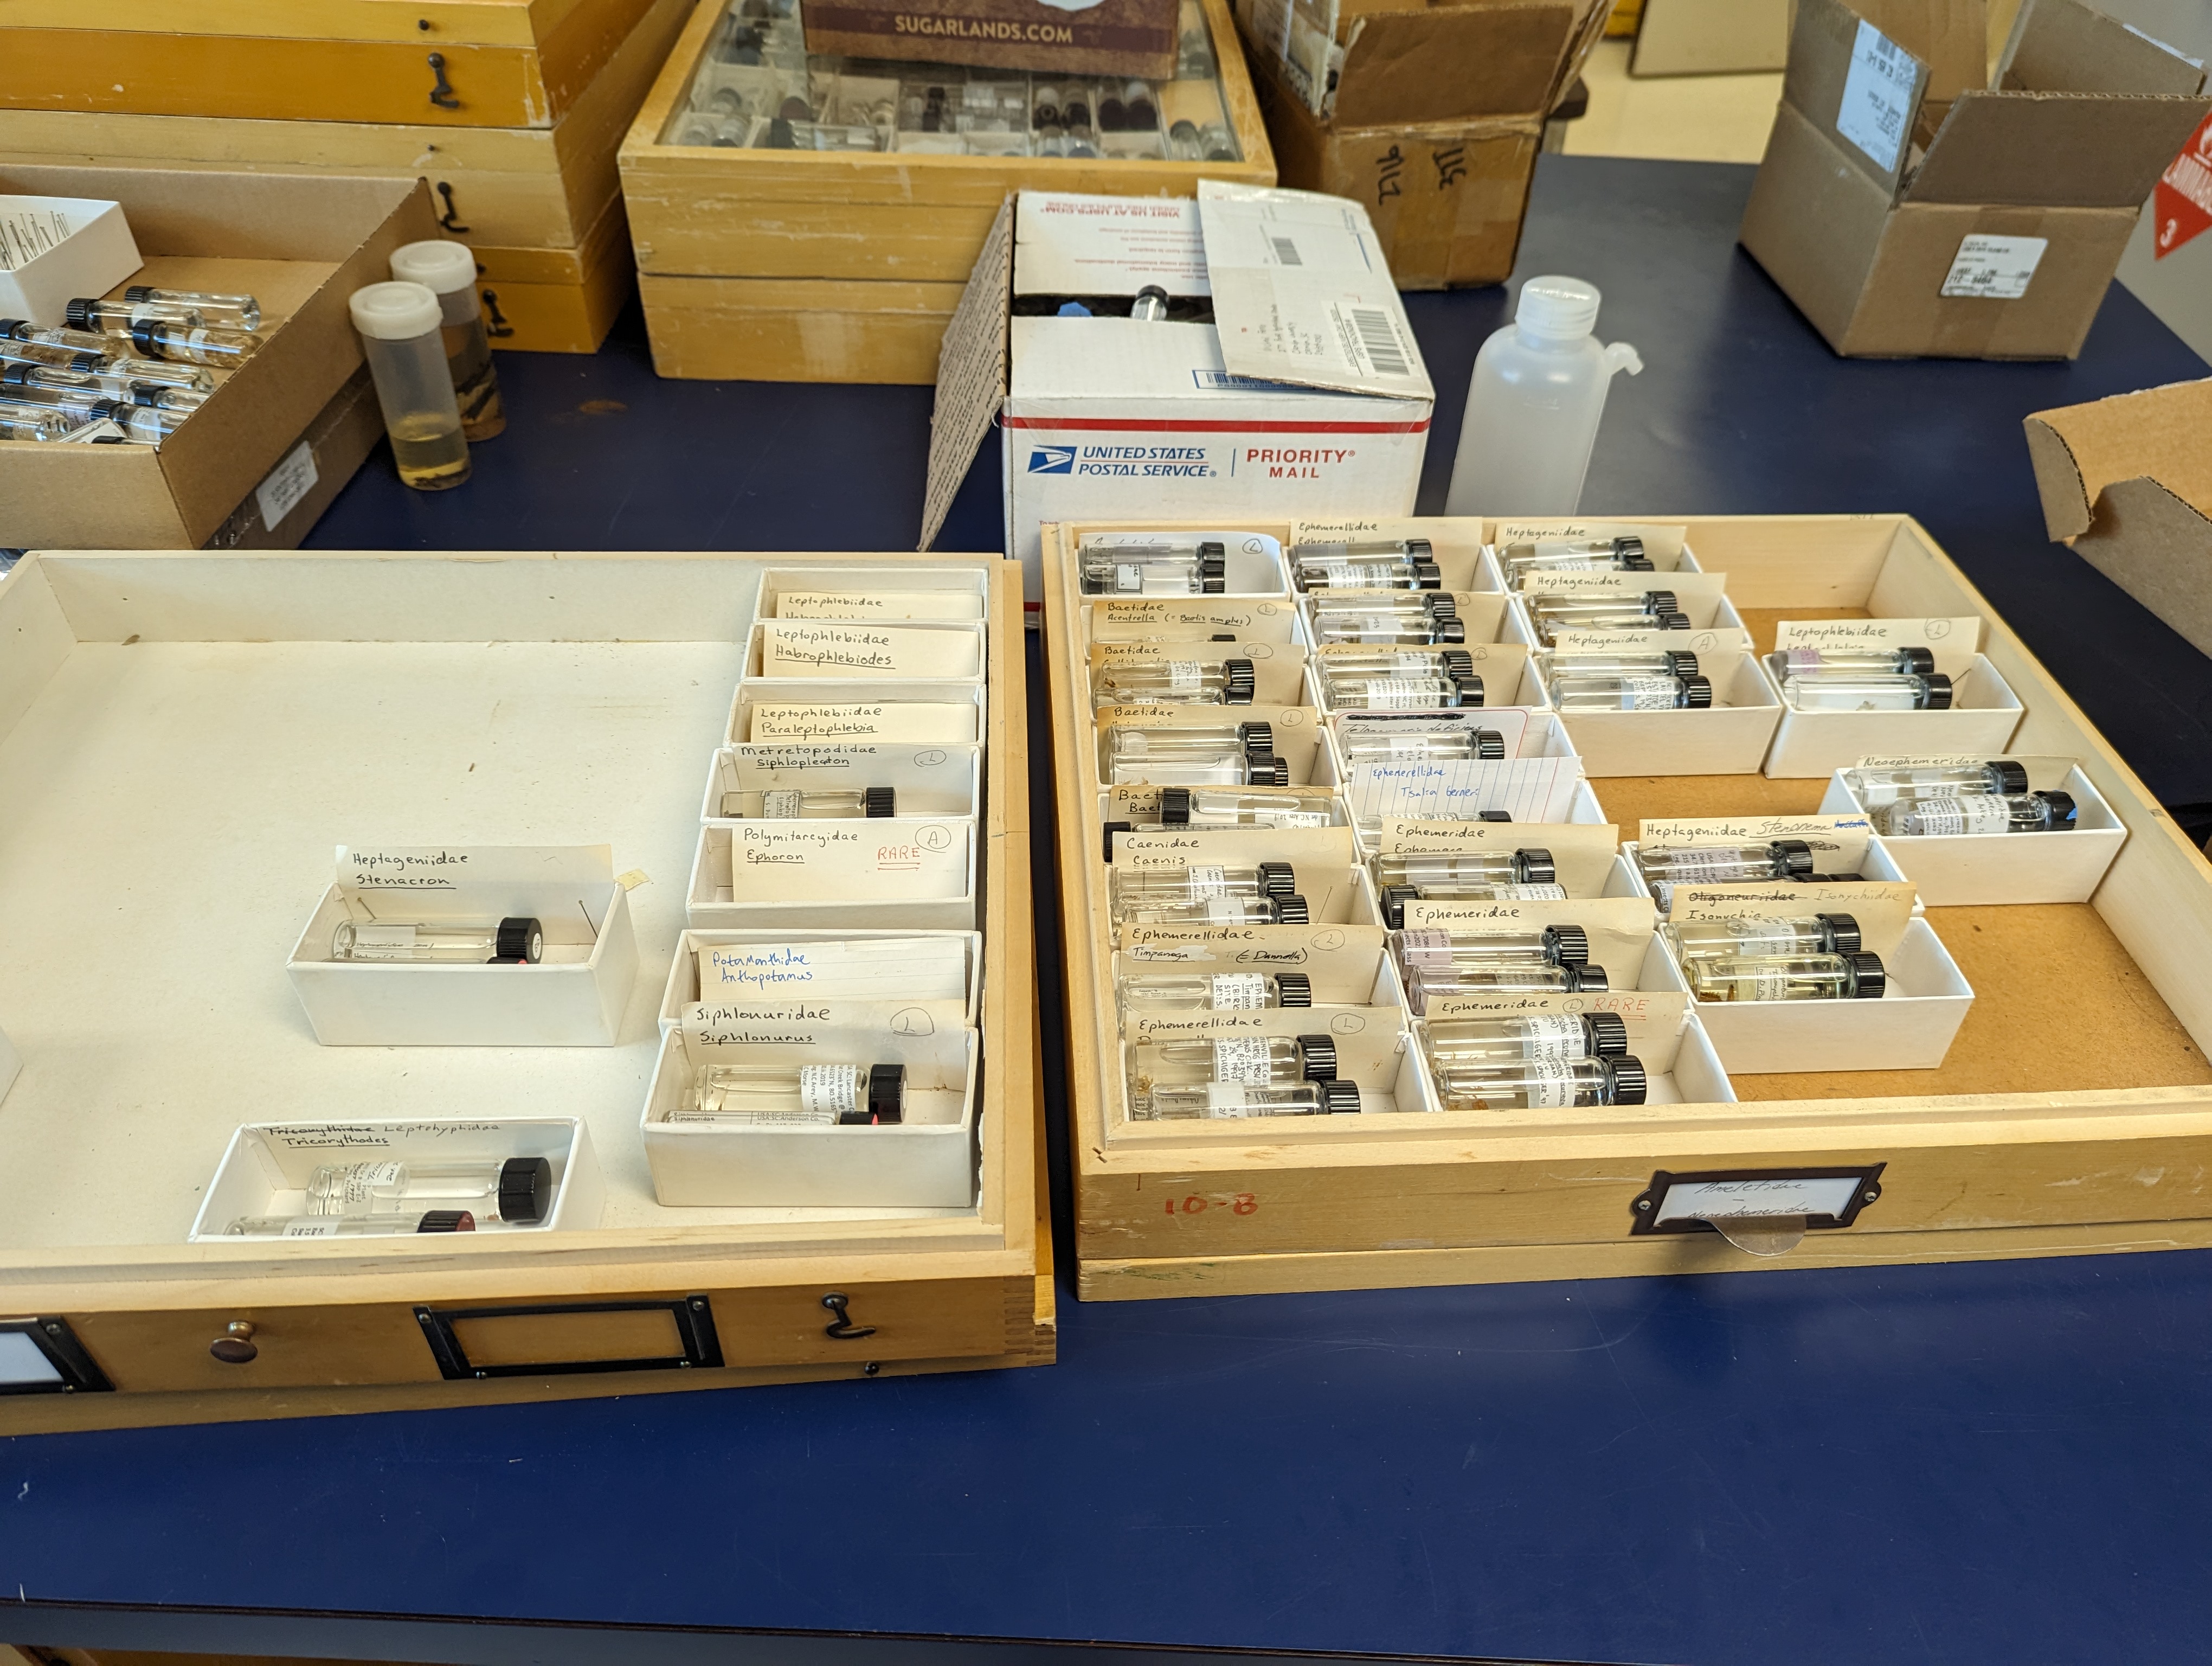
[475,194,636,351]
[1041,515,2212,1299]
[639,274,964,381]
[0,552,1047,1432]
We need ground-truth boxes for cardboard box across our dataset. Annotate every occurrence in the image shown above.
[1239,0,1602,286]
[2023,376,2212,657]
[801,0,1178,76]
[0,166,437,548]
[1738,0,2211,360]
[927,186,1433,607]
[1630,0,1788,76]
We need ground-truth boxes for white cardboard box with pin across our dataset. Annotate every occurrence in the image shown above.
[0,193,139,328]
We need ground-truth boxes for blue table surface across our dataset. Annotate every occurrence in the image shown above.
[8,155,2212,1666]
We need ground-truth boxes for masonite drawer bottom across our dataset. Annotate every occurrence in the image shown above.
[640,274,962,383]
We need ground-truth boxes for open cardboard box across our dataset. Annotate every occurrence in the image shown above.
[0,166,437,547]
[2023,377,2212,658]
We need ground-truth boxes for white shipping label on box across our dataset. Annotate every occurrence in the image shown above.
[775,590,983,621]
[699,937,971,1002]
[1014,193,1212,296]
[1835,18,1920,174]
[254,441,319,532]
[728,821,970,901]
[1939,236,2047,300]
[747,702,979,743]
[761,623,980,679]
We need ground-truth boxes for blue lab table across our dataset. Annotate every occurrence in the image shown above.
[7,156,2212,1666]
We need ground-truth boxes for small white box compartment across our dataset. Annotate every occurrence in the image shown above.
[0,194,141,328]
[700,741,981,824]
[1820,759,2127,906]
[754,565,991,622]
[659,928,985,1033]
[686,818,978,931]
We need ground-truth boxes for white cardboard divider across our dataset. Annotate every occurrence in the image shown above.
[754,565,991,622]
[659,928,985,1033]
[188,1117,606,1241]
[1819,764,2127,906]
[0,194,140,327]
[687,818,978,931]
[640,1027,979,1207]
[1553,652,1783,778]
[727,678,987,747]
[1405,986,1739,1111]
[1761,654,2025,779]
[700,741,981,824]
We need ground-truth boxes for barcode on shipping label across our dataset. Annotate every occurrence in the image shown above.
[1340,305,1410,377]
[254,440,319,531]
[1835,19,1917,174]
[1939,234,2047,299]
[1271,236,1303,266]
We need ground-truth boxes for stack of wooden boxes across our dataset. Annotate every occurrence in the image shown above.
[0,0,699,353]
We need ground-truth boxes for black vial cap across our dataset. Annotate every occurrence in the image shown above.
[126,382,167,407]
[1411,559,1443,589]
[1256,860,1297,898]
[1894,645,1937,675]
[766,117,796,147]
[1199,570,1226,594]
[1607,1055,1649,1105]
[1818,912,1863,954]
[125,284,155,304]
[1517,847,1556,884]
[1472,729,1505,760]
[1613,535,1645,561]
[1988,759,2030,795]
[1644,589,1678,614]
[1319,1079,1362,1113]
[1653,611,1693,630]
[1223,658,1257,703]
[1274,971,1313,1007]
[1664,650,1700,679]
[863,785,896,817]
[1847,951,1886,999]
[1922,673,1954,709]
[1546,923,1591,965]
[1211,633,1238,642]
[1454,674,1485,708]
[1478,810,1513,823]
[2037,790,2078,828]
[1296,1034,1338,1080]
[1247,752,1288,786]
[1426,592,1461,620]
[1272,894,1310,924]
[417,1209,474,1233]
[1568,963,1609,992]
[1585,1011,1630,1056]
[499,1156,554,1223]
[63,297,99,330]
[1439,650,1476,681]
[1432,617,1467,644]
[0,319,29,339]
[1237,720,1274,757]
[497,916,544,962]
[0,363,28,388]
[1158,786,1193,825]
[1199,540,1225,560]
[1405,538,1434,559]
[869,1062,906,1123]
[1681,675,1714,709]
[1770,838,1815,877]
[1380,884,1418,930]
[132,317,172,359]
[1102,819,1131,862]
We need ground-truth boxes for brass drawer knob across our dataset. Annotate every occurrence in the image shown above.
[209,1320,258,1364]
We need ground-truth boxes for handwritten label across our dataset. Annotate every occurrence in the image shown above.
[337,844,612,892]
[699,937,970,1003]
[727,821,969,901]
[1654,1175,1865,1225]
[775,588,983,621]
[747,702,978,743]
[761,622,981,680]
[1638,813,1869,848]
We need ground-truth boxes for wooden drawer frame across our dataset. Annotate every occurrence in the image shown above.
[1042,514,2212,1299]
[0,550,1049,1433]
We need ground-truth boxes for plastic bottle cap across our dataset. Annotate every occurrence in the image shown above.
[1381,885,1417,930]
[1922,673,1954,709]
[1272,894,1309,924]
[1585,1011,1629,1056]
[1989,759,2029,795]
[1441,650,1475,680]
[1238,720,1274,757]
[1547,923,1591,964]
[1480,810,1513,822]
[1101,819,1131,862]
[2037,790,2078,826]
[1772,839,1815,877]
[1223,658,1257,703]
[497,917,544,962]
[1319,1079,1362,1113]
[1158,787,1193,825]
[1434,618,1468,644]
[863,785,897,817]
[1896,646,1937,675]
[1426,593,1461,620]
[389,239,478,296]
[1848,952,1887,999]
[1570,963,1609,992]
[349,280,443,341]
[62,298,102,331]
[1411,560,1444,589]
[1615,536,1645,561]
[1666,651,1700,680]
[1819,912,1863,954]
[861,1062,905,1123]
[1135,283,1168,305]
[1257,860,1297,898]
[499,1156,554,1222]
[1274,971,1313,1007]
[1654,611,1693,630]
[1474,729,1505,759]
[1405,539,1434,559]
[1607,1056,1649,1105]
[1519,847,1557,884]
[1453,675,1484,707]
[1514,275,1602,341]
[1249,753,1288,786]
[1645,589,1679,614]
[1681,675,1714,709]
[417,1210,475,1232]
[1296,1034,1338,1081]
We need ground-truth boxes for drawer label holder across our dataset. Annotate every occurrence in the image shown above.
[415,1295,724,1381]
[0,1316,113,1395]
[1630,1164,1886,1255]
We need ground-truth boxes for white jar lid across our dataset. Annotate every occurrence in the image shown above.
[1515,275,1602,340]
[349,280,442,341]
[389,239,476,296]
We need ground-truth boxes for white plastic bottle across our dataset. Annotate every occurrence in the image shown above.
[1443,276,1642,517]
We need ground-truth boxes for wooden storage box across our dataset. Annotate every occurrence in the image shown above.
[1045,514,2212,1299]
[0,549,1047,1433]
[617,0,1274,383]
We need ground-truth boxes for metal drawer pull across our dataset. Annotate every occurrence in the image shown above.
[821,1292,876,1340]
[415,1295,722,1380]
[208,1320,257,1363]
[436,182,470,233]
[481,289,515,338]
[428,52,461,110]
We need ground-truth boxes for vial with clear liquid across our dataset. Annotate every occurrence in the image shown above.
[0,393,164,443]
[1078,537,1226,595]
[1634,840,1812,907]
[1395,922,1592,968]
[1882,791,2076,836]
[1118,969,1313,1011]
[1433,1054,1645,1111]
[1499,536,1654,582]
[1780,671,1952,712]
[0,374,190,426]
[1377,880,1568,927]
[1291,538,1441,591]
[1121,892,1306,927]
[391,240,505,443]
[1542,648,1700,681]
[124,318,260,367]
[350,280,470,490]
[1132,1079,1360,1119]
[1685,950,1886,1003]
[1423,1010,1629,1066]
[1111,860,1295,918]
[720,786,896,818]
[1324,672,1483,711]
[1316,648,1477,682]
[1130,284,1169,322]
[1663,912,1860,963]
[1094,657,1256,707]
[673,1061,906,1123]
[0,333,102,372]
[1374,849,1557,890]
[1147,1032,1339,1086]
[1338,726,1505,763]
[1549,671,1713,712]
[1308,603,1467,646]
[1842,759,2028,808]
[1099,786,1337,856]
[225,1210,475,1237]
[330,915,544,963]
[124,284,261,331]
[306,1156,552,1223]
[1105,721,1285,786]
[0,408,71,441]
[1405,960,1607,1013]
[1529,588,1678,627]
[1776,645,1935,677]
[67,294,202,332]
[2,361,204,409]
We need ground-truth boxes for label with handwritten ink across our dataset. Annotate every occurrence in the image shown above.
[747,702,978,744]
[761,622,981,679]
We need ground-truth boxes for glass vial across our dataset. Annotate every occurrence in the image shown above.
[1635,840,1812,906]
[226,1210,475,1237]
[0,408,71,441]
[1777,645,1935,677]
[1529,587,1680,628]
[1130,284,1169,322]
[1549,672,1713,711]
[307,1156,552,1222]
[390,240,505,442]
[125,284,261,331]
[1543,648,1700,681]
[1339,726,1505,763]
[1100,786,1337,854]
[1316,648,1478,681]
[1405,961,1607,1014]
[1291,538,1441,591]
[1148,1033,1339,1086]
[1324,672,1482,710]
[1132,1079,1360,1119]
[330,916,544,963]
[1111,860,1295,919]
[1882,791,2076,836]
[1423,1010,1629,1066]
[1105,721,1285,786]
[1119,970,1313,1010]
[0,329,105,371]
[1434,1054,1646,1111]
[124,318,260,367]
[1094,657,1256,708]
[1396,922,1593,968]
[0,375,187,428]
[674,1062,906,1124]
[1663,912,1860,962]
[1308,593,1464,646]
[720,786,896,818]
[1685,951,1886,1003]
[1842,759,2028,808]
[66,294,201,331]
[1078,537,1226,595]
[1499,536,1653,582]
[1374,849,1556,889]
[3,361,203,409]
[1780,671,1952,712]
[350,281,470,490]
[1378,881,1568,926]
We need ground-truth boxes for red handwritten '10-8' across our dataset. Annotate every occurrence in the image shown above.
[1166,1194,1258,1216]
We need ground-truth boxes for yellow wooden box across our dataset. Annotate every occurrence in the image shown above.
[1043,514,2212,1300]
[0,550,1048,1434]
[616,0,1275,383]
